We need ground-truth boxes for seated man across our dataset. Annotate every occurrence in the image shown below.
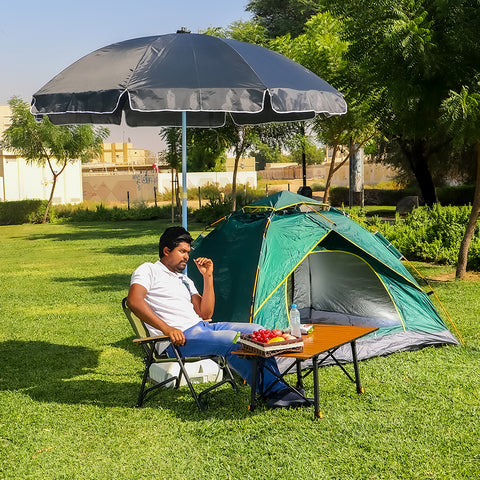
[127,226,309,409]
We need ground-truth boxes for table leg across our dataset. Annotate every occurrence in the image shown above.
[312,356,322,419]
[351,341,364,394]
[296,359,304,389]
[249,356,258,412]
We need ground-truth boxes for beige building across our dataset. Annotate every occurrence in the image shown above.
[98,142,152,166]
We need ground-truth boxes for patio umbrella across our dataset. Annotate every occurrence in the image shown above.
[31,30,347,227]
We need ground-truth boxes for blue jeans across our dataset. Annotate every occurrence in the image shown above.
[168,321,285,395]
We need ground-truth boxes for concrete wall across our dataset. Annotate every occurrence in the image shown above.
[82,170,258,202]
[0,155,83,203]
[83,171,158,203]
[157,171,257,192]
[259,161,396,187]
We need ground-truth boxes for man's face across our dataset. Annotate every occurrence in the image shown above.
[162,242,191,273]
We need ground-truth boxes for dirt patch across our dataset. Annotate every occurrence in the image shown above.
[427,271,480,282]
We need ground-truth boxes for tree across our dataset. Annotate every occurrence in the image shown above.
[269,12,378,203]
[246,0,323,37]
[314,107,377,203]
[324,0,480,205]
[159,127,182,214]
[186,129,228,172]
[1,97,108,223]
[441,87,480,279]
[289,139,325,165]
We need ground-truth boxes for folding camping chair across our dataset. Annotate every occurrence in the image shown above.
[122,297,239,411]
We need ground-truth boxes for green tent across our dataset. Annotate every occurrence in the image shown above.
[189,191,459,362]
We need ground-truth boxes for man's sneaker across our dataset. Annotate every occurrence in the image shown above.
[265,388,312,409]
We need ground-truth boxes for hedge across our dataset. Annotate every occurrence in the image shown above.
[0,200,51,225]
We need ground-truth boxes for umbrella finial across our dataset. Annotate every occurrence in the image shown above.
[176,27,191,34]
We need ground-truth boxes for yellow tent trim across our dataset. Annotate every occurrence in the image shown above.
[249,217,271,322]
[244,200,327,212]
[253,232,329,318]
[402,257,465,345]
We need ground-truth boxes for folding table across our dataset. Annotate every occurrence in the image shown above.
[233,324,378,419]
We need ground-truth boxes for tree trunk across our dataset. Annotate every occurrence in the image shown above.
[399,138,438,205]
[175,170,181,214]
[456,143,480,279]
[231,152,240,211]
[43,174,57,223]
[322,145,338,204]
[231,126,246,212]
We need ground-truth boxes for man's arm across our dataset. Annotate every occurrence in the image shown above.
[190,257,215,319]
[127,283,185,346]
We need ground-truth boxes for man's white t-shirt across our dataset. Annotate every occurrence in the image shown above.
[130,261,202,335]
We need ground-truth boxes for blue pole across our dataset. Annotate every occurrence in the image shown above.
[182,111,187,230]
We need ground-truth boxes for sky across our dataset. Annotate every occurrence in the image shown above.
[0,0,251,152]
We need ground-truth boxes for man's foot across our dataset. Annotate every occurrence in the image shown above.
[265,388,312,409]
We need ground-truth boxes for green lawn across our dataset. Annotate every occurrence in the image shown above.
[1,221,479,480]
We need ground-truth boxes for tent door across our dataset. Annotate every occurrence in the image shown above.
[291,250,402,328]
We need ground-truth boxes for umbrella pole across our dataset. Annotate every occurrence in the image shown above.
[182,111,188,230]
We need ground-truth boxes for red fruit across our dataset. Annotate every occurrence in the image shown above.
[272,329,283,337]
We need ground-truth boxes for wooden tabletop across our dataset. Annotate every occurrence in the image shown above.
[234,324,378,360]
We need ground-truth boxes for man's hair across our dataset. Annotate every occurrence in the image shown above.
[158,226,193,258]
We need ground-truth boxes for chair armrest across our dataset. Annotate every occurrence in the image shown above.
[133,335,170,345]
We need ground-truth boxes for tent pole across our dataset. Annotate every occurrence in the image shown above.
[182,111,187,230]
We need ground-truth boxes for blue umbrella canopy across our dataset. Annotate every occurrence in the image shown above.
[31,32,347,127]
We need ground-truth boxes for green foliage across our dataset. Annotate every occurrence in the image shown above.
[0,200,53,225]
[246,0,323,38]
[370,205,480,270]
[288,138,326,165]
[204,20,269,46]
[441,87,480,148]
[193,191,263,225]
[328,187,417,206]
[437,185,475,205]
[53,203,183,222]
[1,97,109,166]
[193,198,234,225]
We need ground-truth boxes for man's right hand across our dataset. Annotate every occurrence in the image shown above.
[164,326,185,346]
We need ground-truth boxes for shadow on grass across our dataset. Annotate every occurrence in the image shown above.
[26,221,165,243]
[0,339,253,418]
[0,340,136,407]
[53,273,132,292]
[102,243,157,256]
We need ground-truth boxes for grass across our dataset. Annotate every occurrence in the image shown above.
[1,220,479,480]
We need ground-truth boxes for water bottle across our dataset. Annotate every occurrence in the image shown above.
[289,304,301,337]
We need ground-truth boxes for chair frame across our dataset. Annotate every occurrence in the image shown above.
[122,297,239,411]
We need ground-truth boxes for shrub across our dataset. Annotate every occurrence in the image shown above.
[0,200,53,225]
[53,203,180,222]
[366,205,480,270]
[193,191,263,226]
[437,185,475,205]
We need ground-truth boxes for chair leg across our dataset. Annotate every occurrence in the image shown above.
[136,349,178,407]
[217,356,239,392]
[170,345,205,412]
[135,347,156,407]
[137,350,239,411]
